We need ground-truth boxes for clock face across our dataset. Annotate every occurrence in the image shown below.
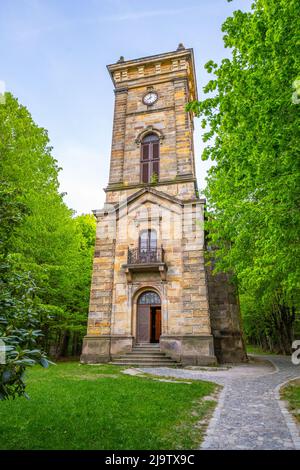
[143,91,158,105]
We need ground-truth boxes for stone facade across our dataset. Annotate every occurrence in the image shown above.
[206,264,248,363]
[81,46,246,365]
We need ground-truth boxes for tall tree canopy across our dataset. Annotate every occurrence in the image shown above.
[187,0,300,352]
[0,93,95,398]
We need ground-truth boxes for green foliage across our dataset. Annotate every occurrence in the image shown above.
[0,260,53,400]
[0,183,28,255]
[281,380,300,423]
[41,213,96,358]
[187,0,300,352]
[150,172,159,184]
[0,93,96,398]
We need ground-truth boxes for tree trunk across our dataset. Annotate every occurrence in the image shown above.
[59,330,70,357]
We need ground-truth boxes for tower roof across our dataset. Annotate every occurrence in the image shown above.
[107,46,198,101]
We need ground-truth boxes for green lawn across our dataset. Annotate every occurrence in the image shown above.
[0,362,217,450]
[246,344,275,355]
[281,379,300,424]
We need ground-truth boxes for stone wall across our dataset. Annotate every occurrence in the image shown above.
[106,48,197,203]
[206,264,248,363]
[182,202,211,335]
[108,88,128,185]
[86,213,116,337]
[81,188,218,364]
[106,181,198,205]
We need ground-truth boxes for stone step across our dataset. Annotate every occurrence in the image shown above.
[135,342,160,346]
[111,355,177,362]
[111,357,177,364]
[110,343,179,367]
[132,347,161,351]
[113,355,174,361]
[134,343,160,346]
[131,348,163,354]
[127,350,164,356]
[110,361,178,367]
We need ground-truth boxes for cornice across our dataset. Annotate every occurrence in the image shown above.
[105,176,197,193]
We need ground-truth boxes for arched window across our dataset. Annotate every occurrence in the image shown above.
[138,291,161,305]
[140,133,160,184]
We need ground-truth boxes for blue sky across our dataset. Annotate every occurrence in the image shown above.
[1,0,252,214]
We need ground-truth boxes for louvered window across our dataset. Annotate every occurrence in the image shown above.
[140,133,160,184]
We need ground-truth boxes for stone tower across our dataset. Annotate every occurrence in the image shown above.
[81,45,246,365]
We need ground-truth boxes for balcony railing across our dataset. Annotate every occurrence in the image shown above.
[127,247,165,265]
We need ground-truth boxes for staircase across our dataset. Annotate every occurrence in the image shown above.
[110,343,180,367]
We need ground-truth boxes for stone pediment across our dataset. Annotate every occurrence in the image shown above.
[116,187,184,221]
[126,187,183,207]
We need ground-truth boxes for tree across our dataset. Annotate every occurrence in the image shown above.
[45,214,96,358]
[187,0,300,352]
[0,93,96,398]
[0,258,53,400]
[0,183,52,400]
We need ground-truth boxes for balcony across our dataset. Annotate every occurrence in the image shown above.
[123,247,168,282]
[128,247,165,264]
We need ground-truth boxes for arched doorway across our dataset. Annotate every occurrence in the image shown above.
[137,291,161,343]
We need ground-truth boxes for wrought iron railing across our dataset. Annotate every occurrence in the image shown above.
[127,247,165,265]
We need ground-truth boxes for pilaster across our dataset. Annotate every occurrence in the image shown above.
[108,87,128,185]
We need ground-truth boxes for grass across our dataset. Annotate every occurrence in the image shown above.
[281,379,300,424]
[246,344,275,355]
[0,362,218,450]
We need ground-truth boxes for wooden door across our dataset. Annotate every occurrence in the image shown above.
[137,304,150,342]
[150,307,161,343]
[154,308,161,342]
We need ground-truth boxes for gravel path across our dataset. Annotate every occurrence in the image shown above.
[140,356,300,450]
